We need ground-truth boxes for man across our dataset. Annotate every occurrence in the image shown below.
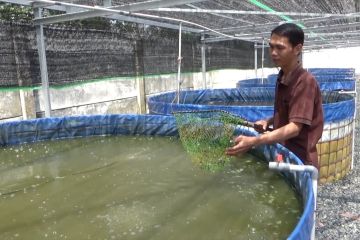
[226,23,324,169]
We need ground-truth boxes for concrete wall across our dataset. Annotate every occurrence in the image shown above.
[0,91,22,120]
[35,78,138,117]
[0,71,196,121]
[0,68,278,122]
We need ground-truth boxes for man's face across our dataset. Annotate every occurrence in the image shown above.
[269,33,301,68]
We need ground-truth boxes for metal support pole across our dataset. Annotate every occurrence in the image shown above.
[351,99,356,170]
[353,79,358,169]
[254,42,258,78]
[34,7,52,117]
[201,34,207,89]
[348,71,357,169]
[351,86,357,170]
[261,38,265,83]
[176,22,182,104]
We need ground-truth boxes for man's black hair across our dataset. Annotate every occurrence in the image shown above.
[271,23,304,47]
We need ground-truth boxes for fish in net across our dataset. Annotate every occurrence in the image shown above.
[173,110,255,172]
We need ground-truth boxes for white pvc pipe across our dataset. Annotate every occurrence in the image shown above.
[254,42,258,78]
[177,22,182,104]
[268,162,318,240]
[350,83,357,169]
[338,89,357,169]
[261,38,265,83]
[19,89,27,120]
[201,34,207,89]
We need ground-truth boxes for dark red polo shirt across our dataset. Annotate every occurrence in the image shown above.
[274,64,324,169]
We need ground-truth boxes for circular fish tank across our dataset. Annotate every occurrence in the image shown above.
[237,68,355,91]
[148,88,275,122]
[236,78,276,88]
[0,114,315,239]
[148,87,356,183]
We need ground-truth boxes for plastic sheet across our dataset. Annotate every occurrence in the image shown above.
[0,114,178,146]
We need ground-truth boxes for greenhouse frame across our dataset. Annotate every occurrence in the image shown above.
[0,1,359,240]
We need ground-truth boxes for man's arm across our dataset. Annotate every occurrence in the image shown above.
[225,121,302,156]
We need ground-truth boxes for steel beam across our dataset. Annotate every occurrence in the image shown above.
[306,30,360,37]
[0,0,203,32]
[203,36,233,43]
[204,15,360,35]
[304,43,360,50]
[306,41,360,47]
[304,22,360,32]
[186,3,253,25]
[151,8,349,17]
[235,28,360,39]
[1,0,64,10]
[309,36,360,43]
[0,0,33,5]
[32,0,207,25]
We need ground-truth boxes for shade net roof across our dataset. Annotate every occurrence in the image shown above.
[3,0,360,50]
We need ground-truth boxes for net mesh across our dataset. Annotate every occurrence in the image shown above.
[173,110,252,171]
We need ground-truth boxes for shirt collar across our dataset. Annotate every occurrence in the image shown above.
[278,63,302,86]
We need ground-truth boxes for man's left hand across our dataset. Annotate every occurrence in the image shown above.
[225,135,257,156]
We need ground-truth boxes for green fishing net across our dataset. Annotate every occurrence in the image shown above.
[173,110,252,172]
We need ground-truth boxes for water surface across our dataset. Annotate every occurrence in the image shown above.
[0,136,301,240]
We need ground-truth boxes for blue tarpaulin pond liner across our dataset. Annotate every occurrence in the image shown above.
[148,88,354,123]
[307,68,355,77]
[148,88,275,122]
[148,88,356,183]
[238,68,356,91]
[236,77,276,88]
[0,114,315,240]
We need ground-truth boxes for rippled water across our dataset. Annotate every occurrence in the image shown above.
[0,136,301,240]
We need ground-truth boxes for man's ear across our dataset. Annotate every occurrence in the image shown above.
[294,44,303,56]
